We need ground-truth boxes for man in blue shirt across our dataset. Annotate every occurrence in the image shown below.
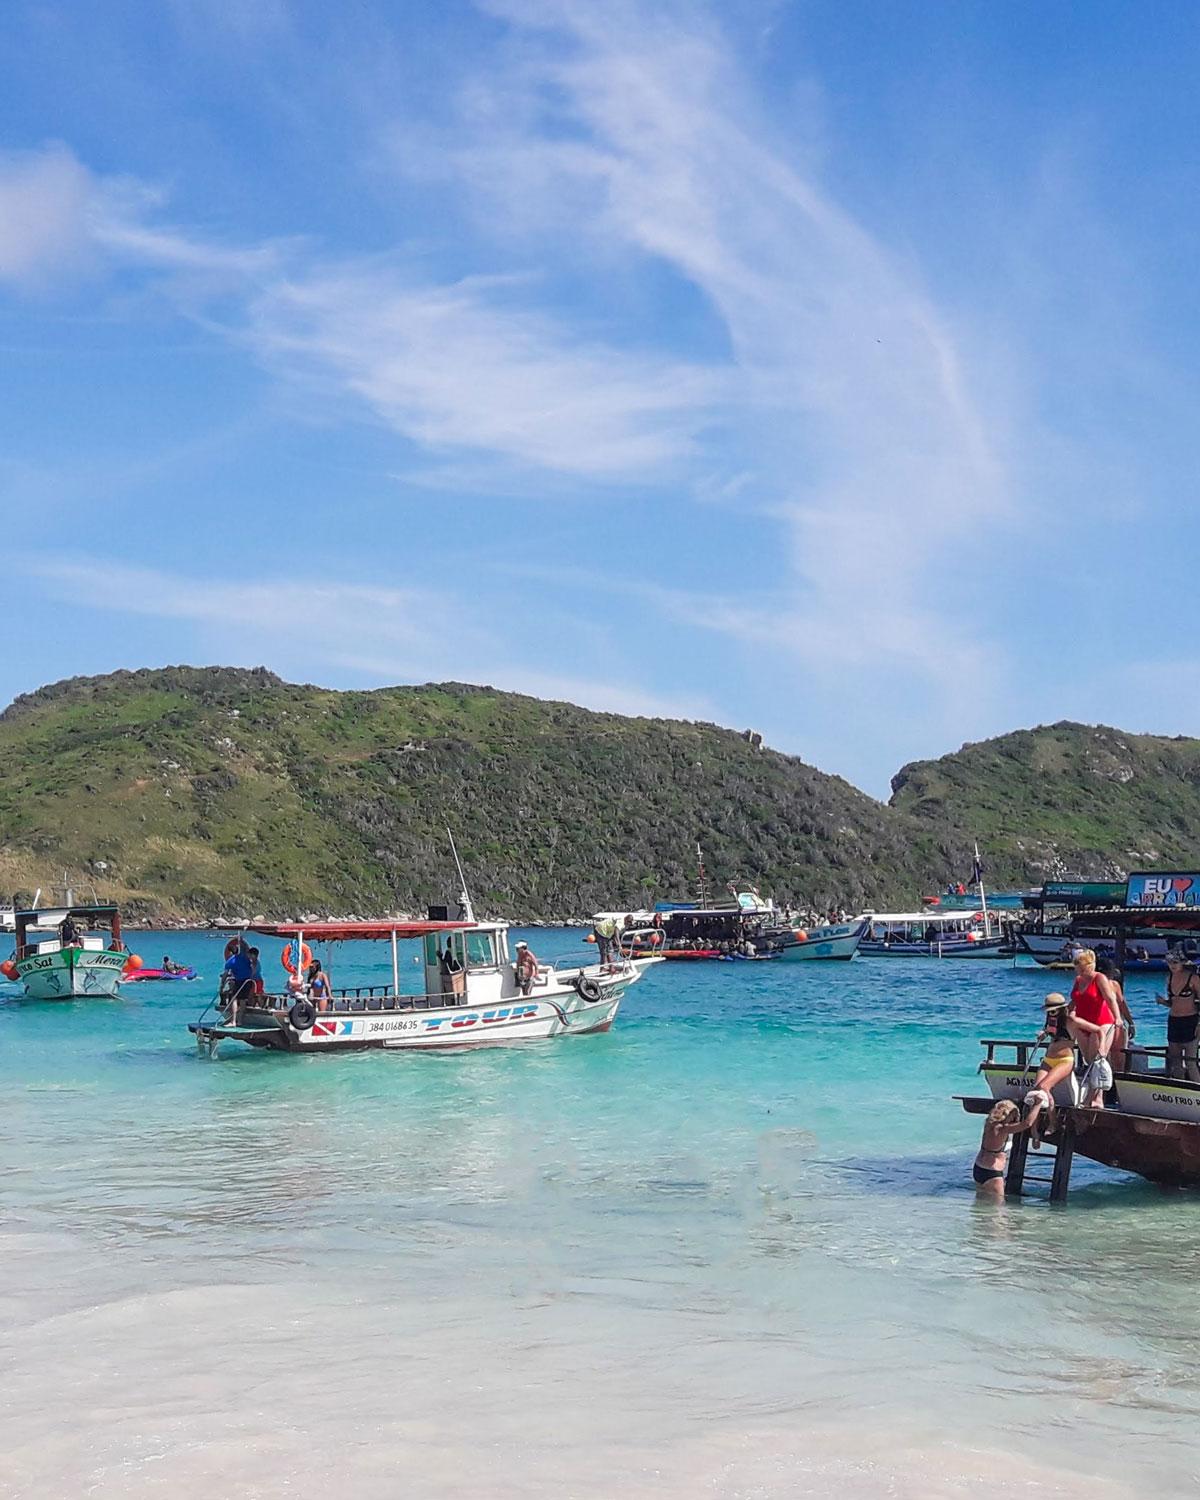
[223,937,255,1025]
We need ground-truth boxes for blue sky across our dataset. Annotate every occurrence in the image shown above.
[2,0,1198,797]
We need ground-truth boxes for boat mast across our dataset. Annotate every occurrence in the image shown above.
[696,842,708,908]
[975,843,991,938]
[447,826,476,923]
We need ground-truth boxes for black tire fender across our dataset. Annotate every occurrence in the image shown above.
[574,976,603,1004]
[288,998,317,1031]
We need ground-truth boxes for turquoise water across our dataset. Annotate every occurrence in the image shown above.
[3,930,1197,1498]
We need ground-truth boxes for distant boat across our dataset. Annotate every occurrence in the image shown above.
[5,904,130,999]
[601,890,865,962]
[859,910,1010,958]
[771,917,868,961]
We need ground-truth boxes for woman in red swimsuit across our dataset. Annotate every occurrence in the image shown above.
[1068,948,1118,1107]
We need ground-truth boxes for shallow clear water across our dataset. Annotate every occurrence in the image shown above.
[3,931,1197,1497]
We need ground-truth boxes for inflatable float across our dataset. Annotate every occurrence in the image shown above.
[123,966,197,982]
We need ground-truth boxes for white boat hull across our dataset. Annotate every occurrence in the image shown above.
[979,1061,1081,1108]
[14,947,125,1000]
[861,937,1009,958]
[1108,1075,1200,1124]
[774,920,866,960]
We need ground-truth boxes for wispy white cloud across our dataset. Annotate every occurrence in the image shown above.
[401,0,1013,681]
[0,146,724,486]
[0,145,100,289]
[247,268,725,477]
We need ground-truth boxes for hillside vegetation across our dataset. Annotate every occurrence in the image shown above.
[3,670,1192,921]
[0,666,958,920]
[891,722,1200,882]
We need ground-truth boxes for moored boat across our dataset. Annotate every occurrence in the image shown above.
[606,889,863,962]
[4,904,130,999]
[190,916,657,1055]
[859,910,1011,958]
[772,917,868,960]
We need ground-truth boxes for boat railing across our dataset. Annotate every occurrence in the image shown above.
[618,928,666,956]
[253,988,471,1013]
[979,1036,1174,1073]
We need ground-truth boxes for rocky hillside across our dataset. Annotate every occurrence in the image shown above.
[0,666,960,921]
[890,721,1200,883]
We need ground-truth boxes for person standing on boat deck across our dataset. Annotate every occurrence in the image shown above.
[1096,956,1134,1073]
[1067,948,1117,1107]
[222,936,255,1026]
[514,940,539,996]
[593,915,617,967]
[306,959,331,1011]
[1155,951,1200,1082]
[439,943,464,1001]
[247,947,264,996]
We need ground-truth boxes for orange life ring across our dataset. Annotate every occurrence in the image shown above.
[281,941,313,975]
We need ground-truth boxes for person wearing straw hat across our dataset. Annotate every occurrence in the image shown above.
[1023,993,1077,1148]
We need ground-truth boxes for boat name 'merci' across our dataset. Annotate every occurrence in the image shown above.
[189,916,658,1056]
[4,904,130,999]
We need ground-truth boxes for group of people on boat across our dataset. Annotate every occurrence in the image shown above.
[973,946,1200,1194]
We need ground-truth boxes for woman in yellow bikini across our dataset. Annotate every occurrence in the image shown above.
[1023,993,1077,1147]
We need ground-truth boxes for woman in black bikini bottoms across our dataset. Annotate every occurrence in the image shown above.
[1156,952,1200,1082]
[972,1099,1030,1199]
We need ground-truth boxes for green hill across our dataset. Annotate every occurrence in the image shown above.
[890,721,1200,883]
[5,673,1194,921]
[0,666,957,921]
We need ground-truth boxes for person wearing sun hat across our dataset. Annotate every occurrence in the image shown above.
[1022,993,1077,1148]
[514,939,539,996]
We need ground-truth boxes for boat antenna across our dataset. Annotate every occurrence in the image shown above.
[447,826,476,923]
[696,842,708,908]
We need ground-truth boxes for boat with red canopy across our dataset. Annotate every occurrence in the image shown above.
[189,913,658,1056]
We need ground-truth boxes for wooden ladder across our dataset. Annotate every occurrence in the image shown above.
[1005,1113,1077,1203]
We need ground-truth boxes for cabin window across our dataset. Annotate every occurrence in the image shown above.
[465,930,498,969]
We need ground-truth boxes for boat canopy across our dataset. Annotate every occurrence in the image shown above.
[245,920,478,942]
[17,904,120,926]
[866,910,984,925]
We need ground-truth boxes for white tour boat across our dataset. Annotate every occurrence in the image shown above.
[190,915,658,1056]
[4,903,130,999]
[859,909,1010,958]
